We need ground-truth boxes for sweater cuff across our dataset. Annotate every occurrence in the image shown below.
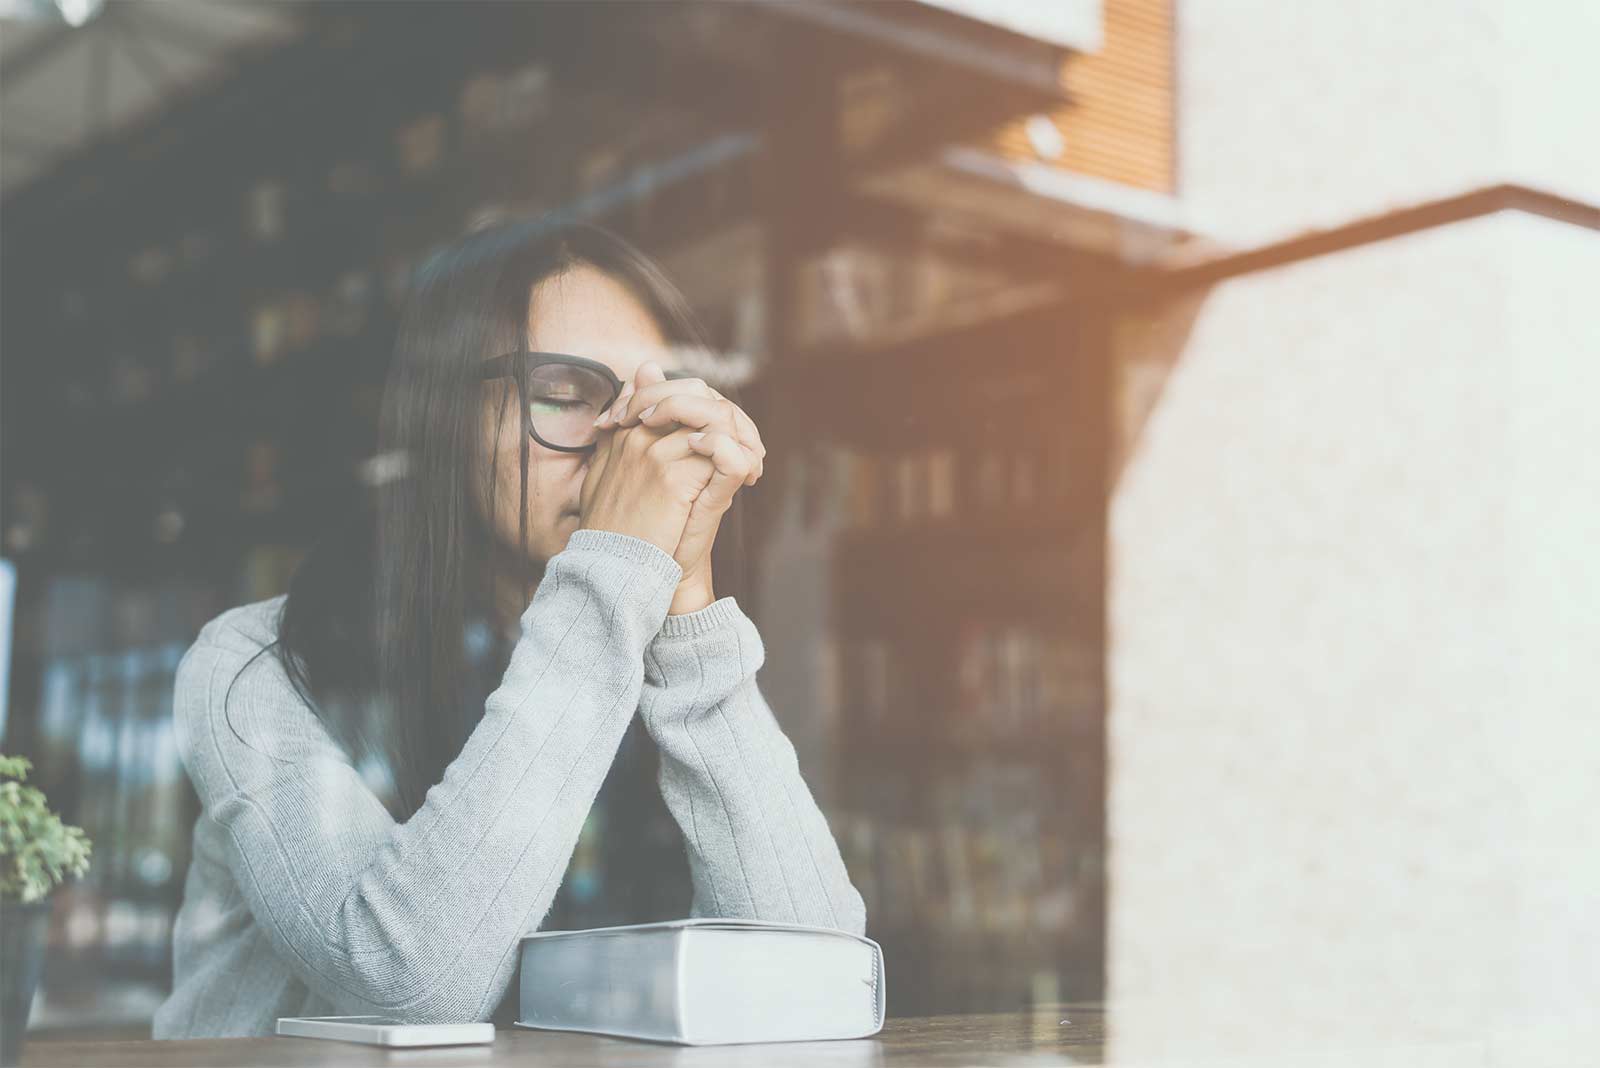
[643,596,766,695]
[562,528,684,588]
[656,595,744,640]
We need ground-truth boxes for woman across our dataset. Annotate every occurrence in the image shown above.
[152,219,866,1038]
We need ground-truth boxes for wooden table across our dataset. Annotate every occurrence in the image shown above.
[20,1004,1105,1067]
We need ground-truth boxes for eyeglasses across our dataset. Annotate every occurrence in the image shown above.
[480,350,694,453]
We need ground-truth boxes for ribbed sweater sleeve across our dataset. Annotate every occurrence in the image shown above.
[640,596,868,937]
[169,529,681,1024]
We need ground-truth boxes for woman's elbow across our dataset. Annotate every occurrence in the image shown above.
[320,947,486,1024]
[323,895,487,1020]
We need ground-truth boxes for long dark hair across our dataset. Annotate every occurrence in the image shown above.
[270,218,745,819]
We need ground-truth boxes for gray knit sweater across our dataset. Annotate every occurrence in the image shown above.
[151,528,866,1038]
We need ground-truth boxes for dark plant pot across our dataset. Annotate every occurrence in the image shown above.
[0,898,51,1068]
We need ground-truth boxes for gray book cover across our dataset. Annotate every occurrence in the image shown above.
[515,918,886,1045]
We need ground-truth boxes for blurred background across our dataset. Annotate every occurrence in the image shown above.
[3,0,1596,1059]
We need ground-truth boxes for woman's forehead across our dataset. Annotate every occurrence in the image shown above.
[526,266,672,381]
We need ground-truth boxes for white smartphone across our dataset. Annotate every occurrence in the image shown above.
[276,1015,495,1047]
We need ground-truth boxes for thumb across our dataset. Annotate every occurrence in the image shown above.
[632,358,668,392]
[611,358,665,423]
[686,433,755,515]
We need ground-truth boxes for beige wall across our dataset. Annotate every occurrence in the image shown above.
[1176,0,1600,246]
[1107,211,1600,1062]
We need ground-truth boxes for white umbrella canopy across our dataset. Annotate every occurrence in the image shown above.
[0,0,300,197]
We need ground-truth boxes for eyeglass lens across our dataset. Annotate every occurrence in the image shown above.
[525,362,616,448]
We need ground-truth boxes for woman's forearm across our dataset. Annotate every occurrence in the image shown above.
[173,530,683,1023]
[639,598,868,936]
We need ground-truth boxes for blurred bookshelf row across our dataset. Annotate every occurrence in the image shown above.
[831,621,1101,753]
[834,760,1102,1012]
[3,1,1114,1026]
[789,440,1065,531]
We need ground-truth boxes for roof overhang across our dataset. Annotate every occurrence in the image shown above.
[859,145,1188,264]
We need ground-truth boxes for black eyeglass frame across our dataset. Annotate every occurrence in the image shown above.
[480,350,694,453]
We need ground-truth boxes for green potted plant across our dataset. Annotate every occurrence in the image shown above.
[1,753,91,1066]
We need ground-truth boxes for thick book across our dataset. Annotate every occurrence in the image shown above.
[514,918,886,1045]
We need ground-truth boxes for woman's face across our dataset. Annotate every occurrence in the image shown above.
[476,263,673,564]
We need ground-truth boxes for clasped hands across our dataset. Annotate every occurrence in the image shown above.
[576,360,766,616]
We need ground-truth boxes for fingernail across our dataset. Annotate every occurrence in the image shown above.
[593,409,610,427]
[639,404,657,420]
[687,432,705,444]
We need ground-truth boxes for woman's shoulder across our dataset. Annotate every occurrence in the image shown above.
[174,593,337,751]
[191,593,290,659]
[172,591,365,793]
[174,594,294,711]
